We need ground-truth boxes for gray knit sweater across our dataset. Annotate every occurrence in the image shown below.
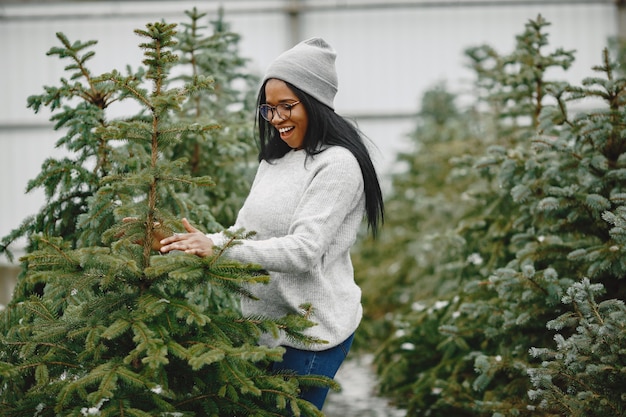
[208,146,365,350]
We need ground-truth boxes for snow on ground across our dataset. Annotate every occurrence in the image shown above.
[324,354,406,417]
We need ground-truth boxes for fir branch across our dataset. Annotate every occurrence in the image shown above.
[3,340,76,359]
[99,71,153,111]
[27,236,77,268]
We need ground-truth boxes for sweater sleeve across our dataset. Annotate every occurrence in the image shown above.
[221,149,364,273]
[205,163,268,247]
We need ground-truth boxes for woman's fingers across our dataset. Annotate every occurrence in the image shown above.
[159,232,181,246]
[159,235,182,253]
[182,218,199,233]
[159,229,214,258]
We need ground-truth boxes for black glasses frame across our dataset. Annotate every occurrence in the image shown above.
[259,101,301,121]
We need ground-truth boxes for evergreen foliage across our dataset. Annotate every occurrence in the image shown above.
[0,15,332,417]
[355,15,626,416]
[168,7,259,227]
[0,7,256,263]
[528,278,626,416]
[352,83,489,344]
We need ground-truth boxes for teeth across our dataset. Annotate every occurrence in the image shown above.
[279,127,293,133]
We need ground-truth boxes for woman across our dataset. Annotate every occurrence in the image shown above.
[159,37,384,410]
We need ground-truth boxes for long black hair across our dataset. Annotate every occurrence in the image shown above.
[256,80,384,237]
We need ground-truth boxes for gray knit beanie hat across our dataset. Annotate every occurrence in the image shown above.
[263,37,338,110]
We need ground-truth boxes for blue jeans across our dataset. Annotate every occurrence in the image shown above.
[271,332,355,410]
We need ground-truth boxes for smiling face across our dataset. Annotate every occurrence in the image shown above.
[264,79,308,150]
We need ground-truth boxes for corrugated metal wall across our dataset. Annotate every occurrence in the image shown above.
[0,1,618,296]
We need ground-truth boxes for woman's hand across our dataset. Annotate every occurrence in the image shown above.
[159,218,214,257]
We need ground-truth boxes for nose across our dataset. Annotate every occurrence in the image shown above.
[270,109,283,124]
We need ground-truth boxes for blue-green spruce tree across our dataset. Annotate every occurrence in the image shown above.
[355,15,626,417]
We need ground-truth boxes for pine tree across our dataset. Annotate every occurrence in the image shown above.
[168,7,259,227]
[359,15,625,416]
[1,6,258,323]
[523,46,626,417]
[352,82,490,344]
[0,18,332,417]
[0,32,131,260]
[0,7,257,263]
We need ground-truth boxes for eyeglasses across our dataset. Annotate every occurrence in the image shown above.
[259,101,301,122]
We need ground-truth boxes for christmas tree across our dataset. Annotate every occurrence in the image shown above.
[356,15,626,416]
[352,82,490,344]
[524,46,626,416]
[0,7,256,262]
[0,15,333,417]
[168,7,259,228]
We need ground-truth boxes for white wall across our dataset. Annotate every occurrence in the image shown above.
[0,0,618,266]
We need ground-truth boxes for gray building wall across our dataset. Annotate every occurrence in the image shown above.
[0,0,618,305]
